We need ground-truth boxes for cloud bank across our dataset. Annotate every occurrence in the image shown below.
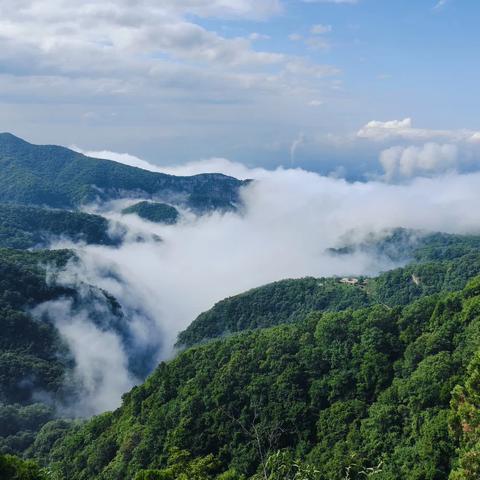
[33,156,480,415]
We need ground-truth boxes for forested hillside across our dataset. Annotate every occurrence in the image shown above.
[39,277,480,479]
[122,202,179,224]
[3,134,480,480]
[0,203,116,249]
[178,232,480,348]
[0,133,246,212]
[0,248,133,457]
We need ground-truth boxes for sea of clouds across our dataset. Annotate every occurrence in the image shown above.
[34,154,480,415]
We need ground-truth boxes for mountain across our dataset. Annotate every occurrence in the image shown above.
[39,277,480,479]
[0,133,247,212]
[121,201,179,224]
[177,231,480,348]
[176,277,371,348]
[0,248,144,457]
[0,203,117,249]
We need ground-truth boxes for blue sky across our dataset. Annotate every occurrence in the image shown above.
[0,0,479,179]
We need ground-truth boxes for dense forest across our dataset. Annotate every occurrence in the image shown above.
[3,228,480,478]
[0,133,246,212]
[122,202,179,224]
[34,277,480,479]
[178,232,480,348]
[2,134,480,479]
[0,203,117,249]
[0,248,137,458]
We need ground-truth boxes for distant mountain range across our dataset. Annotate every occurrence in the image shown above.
[0,133,246,212]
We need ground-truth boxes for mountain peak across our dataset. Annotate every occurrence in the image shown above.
[0,132,29,144]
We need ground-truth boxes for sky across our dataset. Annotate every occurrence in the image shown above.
[1,0,479,179]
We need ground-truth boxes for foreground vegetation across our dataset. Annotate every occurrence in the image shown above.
[0,248,133,457]
[33,276,480,479]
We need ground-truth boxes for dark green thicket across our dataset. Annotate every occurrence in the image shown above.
[0,203,116,249]
[43,277,480,479]
[178,232,480,348]
[0,133,246,212]
[122,202,179,224]
[0,453,48,480]
[0,249,73,455]
[0,248,135,457]
[176,277,371,348]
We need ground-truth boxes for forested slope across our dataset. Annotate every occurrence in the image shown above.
[178,232,480,348]
[39,277,480,479]
[0,203,116,249]
[121,202,179,224]
[0,248,133,456]
[0,133,246,212]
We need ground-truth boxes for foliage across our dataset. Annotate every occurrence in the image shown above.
[0,454,49,480]
[122,201,179,224]
[176,278,370,348]
[0,133,245,212]
[0,248,133,456]
[178,233,480,347]
[0,203,116,249]
[449,348,480,479]
[43,277,480,479]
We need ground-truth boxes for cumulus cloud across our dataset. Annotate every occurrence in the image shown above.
[357,117,480,142]
[0,0,337,105]
[311,24,332,34]
[303,0,358,4]
[379,143,458,180]
[0,0,347,166]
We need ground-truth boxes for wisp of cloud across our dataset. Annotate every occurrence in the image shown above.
[34,158,480,415]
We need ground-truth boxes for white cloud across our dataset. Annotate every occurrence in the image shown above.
[288,33,303,41]
[290,133,306,164]
[55,164,480,380]
[311,24,332,34]
[357,118,480,143]
[379,143,458,180]
[303,0,358,4]
[33,299,135,416]
[71,146,165,172]
[308,99,324,107]
[0,0,341,154]
[72,146,260,179]
[305,37,331,51]
[35,148,480,412]
[249,32,271,41]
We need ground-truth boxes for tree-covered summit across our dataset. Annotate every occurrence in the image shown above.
[177,231,480,348]
[0,203,117,249]
[0,133,246,212]
[122,201,179,224]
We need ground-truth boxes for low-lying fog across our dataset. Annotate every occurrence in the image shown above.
[36,159,480,415]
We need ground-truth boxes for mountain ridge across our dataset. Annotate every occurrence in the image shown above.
[0,133,247,212]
